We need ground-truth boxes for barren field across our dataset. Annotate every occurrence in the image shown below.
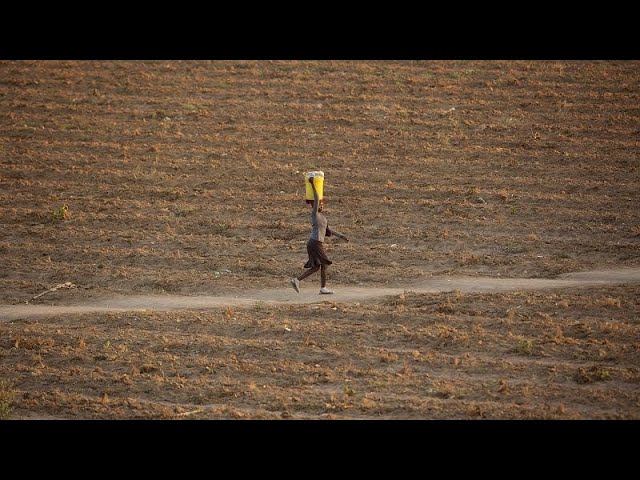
[1,60,639,419]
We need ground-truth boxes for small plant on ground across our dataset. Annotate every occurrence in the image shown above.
[0,379,16,420]
[51,204,70,222]
[515,338,534,356]
[574,366,611,384]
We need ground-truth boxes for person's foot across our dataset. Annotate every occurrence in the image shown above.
[290,278,300,293]
[319,287,334,294]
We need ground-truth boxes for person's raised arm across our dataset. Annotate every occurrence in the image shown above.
[309,176,319,216]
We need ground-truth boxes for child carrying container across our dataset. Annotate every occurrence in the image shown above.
[291,173,349,295]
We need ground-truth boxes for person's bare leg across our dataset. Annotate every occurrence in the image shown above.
[291,265,320,293]
[298,265,320,281]
[319,264,334,294]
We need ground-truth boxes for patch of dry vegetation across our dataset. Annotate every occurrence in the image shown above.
[1,284,638,419]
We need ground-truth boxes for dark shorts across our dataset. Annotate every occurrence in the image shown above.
[304,240,333,268]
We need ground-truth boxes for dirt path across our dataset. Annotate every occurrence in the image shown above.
[2,267,639,322]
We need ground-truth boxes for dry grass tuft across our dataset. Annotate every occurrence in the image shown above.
[0,379,16,420]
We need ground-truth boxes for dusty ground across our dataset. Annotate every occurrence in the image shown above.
[2,282,639,419]
[0,60,639,419]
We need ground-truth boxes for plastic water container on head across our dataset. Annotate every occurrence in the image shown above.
[304,171,324,204]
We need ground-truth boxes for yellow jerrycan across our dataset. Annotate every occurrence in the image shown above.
[304,170,324,204]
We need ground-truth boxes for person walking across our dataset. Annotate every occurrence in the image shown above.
[291,176,349,294]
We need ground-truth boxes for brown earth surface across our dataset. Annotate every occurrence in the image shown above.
[0,60,639,419]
